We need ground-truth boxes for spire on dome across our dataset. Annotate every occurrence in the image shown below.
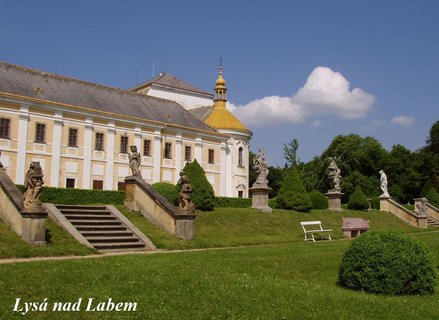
[214,64,227,107]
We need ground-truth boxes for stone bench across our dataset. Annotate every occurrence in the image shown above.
[342,218,370,239]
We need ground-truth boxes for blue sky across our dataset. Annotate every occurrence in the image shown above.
[1,0,438,166]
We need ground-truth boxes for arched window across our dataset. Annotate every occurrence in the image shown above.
[238,147,243,167]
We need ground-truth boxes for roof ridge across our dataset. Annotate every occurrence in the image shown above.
[0,61,183,105]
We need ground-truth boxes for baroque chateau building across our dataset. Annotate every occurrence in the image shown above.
[0,61,252,197]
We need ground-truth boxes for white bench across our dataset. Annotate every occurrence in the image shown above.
[300,221,332,242]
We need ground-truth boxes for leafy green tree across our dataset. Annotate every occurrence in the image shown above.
[276,168,312,212]
[283,138,300,168]
[267,166,286,198]
[181,159,214,211]
[426,120,439,154]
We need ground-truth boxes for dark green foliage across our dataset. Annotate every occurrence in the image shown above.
[426,188,439,207]
[370,196,380,210]
[308,191,328,209]
[152,182,179,206]
[268,198,278,209]
[267,166,286,198]
[182,159,214,211]
[214,197,252,208]
[17,185,124,205]
[339,231,436,295]
[347,186,369,210]
[276,169,312,212]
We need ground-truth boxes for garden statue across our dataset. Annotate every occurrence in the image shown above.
[252,147,269,188]
[415,197,427,216]
[128,145,142,177]
[379,170,390,197]
[23,161,44,212]
[177,170,195,215]
[327,157,342,193]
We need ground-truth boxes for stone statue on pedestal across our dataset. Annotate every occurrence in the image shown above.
[327,157,342,193]
[177,170,195,215]
[252,147,269,188]
[379,170,390,197]
[128,145,142,177]
[23,161,44,212]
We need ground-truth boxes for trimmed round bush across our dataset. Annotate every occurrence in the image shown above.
[339,231,436,295]
[347,185,369,210]
[181,159,215,211]
[152,182,179,206]
[308,191,328,209]
[276,169,312,212]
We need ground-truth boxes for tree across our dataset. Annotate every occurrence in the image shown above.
[347,185,370,210]
[283,138,300,168]
[426,120,439,154]
[276,168,312,212]
[181,159,215,211]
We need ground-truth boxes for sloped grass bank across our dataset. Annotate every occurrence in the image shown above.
[0,219,95,259]
[0,240,438,319]
[118,206,427,249]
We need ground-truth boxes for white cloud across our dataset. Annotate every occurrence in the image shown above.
[390,116,415,127]
[311,119,322,127]
[230,66,375,126]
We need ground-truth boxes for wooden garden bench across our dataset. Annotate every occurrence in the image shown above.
[300,221,332,242]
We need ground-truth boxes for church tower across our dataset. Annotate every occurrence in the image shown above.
[204,65,252,198]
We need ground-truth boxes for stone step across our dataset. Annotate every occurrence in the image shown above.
[55,205,107,211]
[61,209,111,215]
[64,214,117,221]
[86,236,141,243]
[81,230,134,237]
[93,242,146,251]
[70,220,122,226]
[75,225,128,232]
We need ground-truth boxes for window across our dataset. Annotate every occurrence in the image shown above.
[143,139,151,156]
[0,118,10,139]
[120,136,128,153]
[95,132,104,150]
[35,123,46,143]
[92,180,103,190]
[68,128,78,147]
[184,146,191,161]
[164,142,172,159]
[238,191,244,198]
[117,182,126,191]
[238,147,243,167]
[208,149,215,164]
[66,178,75,188]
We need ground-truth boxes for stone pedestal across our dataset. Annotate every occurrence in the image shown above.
[325,192,344,211]
[21,210,48,245]
[379,195,391,212]
[250,187,272,213]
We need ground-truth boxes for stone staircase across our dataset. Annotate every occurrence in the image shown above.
[426,216,439,227]
[54,205,151,251]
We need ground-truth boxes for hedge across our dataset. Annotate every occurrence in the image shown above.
[17,185,125,205]
[214,197,252,208]
[152,182,179,206]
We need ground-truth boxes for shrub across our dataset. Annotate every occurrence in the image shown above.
[369,196,380,210]
[308,191,328,209]
[347,186,369,210]
[276,169,312,212]
[338,231,436,295]
[17,185,125,205]
[181,159,215,211]
[152,182,179,206]
[214,197,251,208]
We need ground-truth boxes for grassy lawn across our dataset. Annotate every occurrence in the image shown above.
[0,238,438,319]
[0,207,438,319]
[117,205,429,249]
